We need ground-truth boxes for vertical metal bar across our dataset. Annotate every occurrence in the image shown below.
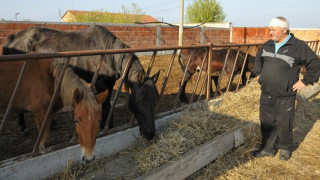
[214,47,231,98]
[103,53,134,132]
[236,46,250,91]
[189,49,208,104]
[173,48,195,110]
[246,45,259,86]
[33,57,71,152]
[197,73,208,102]
[159,50,177,101]
[146,51,157,76]
[0,61,29,136]
[206,43,213,101]
[90,55,105,91]
[226,46,241,92]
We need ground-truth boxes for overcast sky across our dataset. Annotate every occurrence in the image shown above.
[1,0,320,28]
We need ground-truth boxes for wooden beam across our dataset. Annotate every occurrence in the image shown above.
[136,127,244,180]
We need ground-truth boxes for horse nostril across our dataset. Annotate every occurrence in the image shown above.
[82,155,95,163]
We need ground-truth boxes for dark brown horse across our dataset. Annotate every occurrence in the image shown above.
[0,59,108,162]
[3,25,160,140]
[178,48,255,102]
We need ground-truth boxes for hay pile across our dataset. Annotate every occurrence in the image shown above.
[189,83,320,179]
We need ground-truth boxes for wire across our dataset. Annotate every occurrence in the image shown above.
[135,21,207,29]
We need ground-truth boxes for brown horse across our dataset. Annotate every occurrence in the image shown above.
[178,48,255,102]
[0,59,108,162]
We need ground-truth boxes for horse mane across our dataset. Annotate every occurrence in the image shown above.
[91,25,145,88]
[51,62,99,114]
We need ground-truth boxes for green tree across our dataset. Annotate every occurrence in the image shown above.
[74,3,145,24]
[186,0,226,23]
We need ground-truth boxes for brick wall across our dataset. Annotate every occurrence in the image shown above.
[1,22,319,55]
[0,21,231,54]
[232,27,320,44]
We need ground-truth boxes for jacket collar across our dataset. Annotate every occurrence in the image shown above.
[268,33,296,47]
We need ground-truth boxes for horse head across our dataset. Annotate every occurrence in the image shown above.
[128,70,160,140]
[73,88,108,162]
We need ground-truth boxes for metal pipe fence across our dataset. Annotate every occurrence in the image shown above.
[0,40,318,159]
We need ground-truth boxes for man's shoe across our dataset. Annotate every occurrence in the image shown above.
[279,150,292,161]
[252,149,276,158]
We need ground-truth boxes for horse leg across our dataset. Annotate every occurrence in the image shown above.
[211,75,222,95]
[179,79,190,103]
[241,71,248,86]
[18,112,27,132]
[34,111,52,150]
[179,71,192,103]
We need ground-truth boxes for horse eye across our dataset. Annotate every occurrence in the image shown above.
[74,119,80,124]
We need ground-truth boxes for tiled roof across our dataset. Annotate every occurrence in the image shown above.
[63,10,159,23]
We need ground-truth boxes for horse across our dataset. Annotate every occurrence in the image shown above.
[0,59,108,162]
[178,47,255,102]
[3,25,160,140]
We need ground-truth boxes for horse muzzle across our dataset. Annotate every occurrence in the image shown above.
[196,66,201,72]
[140,128,155,140]
[82,155,95,163]
[81,147,95,163]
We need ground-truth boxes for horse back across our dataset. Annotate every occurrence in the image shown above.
[0,59,60,112]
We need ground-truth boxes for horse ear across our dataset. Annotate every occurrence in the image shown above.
[95,89,108,104]
[73,88,84,105]
[151,70,160,84]
[137,70,145,84]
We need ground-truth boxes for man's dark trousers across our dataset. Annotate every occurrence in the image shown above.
[259,92,296,152]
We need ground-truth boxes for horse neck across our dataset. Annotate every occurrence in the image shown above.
[126,55,145,85]
[51,63,94,107]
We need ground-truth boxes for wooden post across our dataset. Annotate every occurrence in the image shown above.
[206,43,212,101]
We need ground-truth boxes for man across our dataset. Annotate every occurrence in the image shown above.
[253,16,320,161]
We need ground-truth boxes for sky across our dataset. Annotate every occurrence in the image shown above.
[1,0,320,28]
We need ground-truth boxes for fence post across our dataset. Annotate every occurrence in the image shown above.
[157,25,161,47]
[206,43,212,101]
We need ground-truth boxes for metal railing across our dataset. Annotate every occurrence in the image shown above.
[0,40,319,159]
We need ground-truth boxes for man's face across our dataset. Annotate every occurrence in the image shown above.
[269,26,287,43]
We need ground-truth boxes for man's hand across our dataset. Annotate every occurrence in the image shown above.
[292,79,306,91]
[256,75,260,81]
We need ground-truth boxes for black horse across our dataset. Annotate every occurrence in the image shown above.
[3,25,160,140]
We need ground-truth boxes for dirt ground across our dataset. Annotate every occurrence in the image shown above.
[0,54,245,162]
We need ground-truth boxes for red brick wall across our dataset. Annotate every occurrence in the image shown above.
[0,22,231,54]
[232,27,320,44]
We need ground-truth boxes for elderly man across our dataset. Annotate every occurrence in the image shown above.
[253,17,320,160]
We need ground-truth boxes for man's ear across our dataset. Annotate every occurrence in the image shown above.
[73,88,83,105]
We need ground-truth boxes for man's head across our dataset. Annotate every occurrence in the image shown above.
[268,16,290,43]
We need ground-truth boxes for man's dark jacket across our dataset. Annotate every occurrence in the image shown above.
[253,34,320,97]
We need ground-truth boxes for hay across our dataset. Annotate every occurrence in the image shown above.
[123,80,262,176]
